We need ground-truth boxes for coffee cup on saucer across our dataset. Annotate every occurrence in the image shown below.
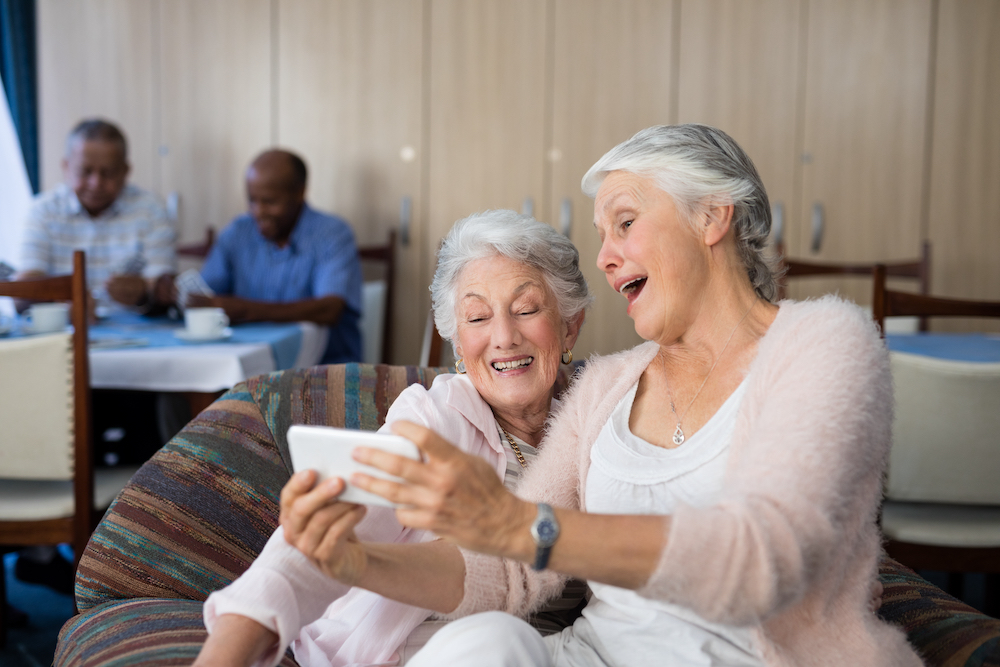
[26,302,70,333]
[183,307,230,339]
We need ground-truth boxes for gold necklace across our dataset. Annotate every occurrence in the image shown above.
[665,296,759,446]
[499,425,528,468]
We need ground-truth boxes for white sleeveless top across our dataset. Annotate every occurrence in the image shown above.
[571,378,764,667]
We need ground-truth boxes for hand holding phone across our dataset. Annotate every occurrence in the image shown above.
[287,425,420,508]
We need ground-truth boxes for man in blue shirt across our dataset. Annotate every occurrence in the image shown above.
[192,150,363,363]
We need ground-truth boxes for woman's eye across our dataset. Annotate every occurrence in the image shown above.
[622,219,634,229]
[519,309,538,316]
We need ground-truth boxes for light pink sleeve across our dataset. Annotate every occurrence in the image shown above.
[204,526,351,667]
[639,301,892,625]
[201,383,442,663]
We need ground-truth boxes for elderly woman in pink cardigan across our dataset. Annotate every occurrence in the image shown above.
[281,125,923,666]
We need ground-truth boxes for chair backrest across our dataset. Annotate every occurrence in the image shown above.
[886,352,1000,504]
[0,250,94,559]
[0,333,74,478]
[176,227,215,259]
[872,263,1000,335]
[357,230,396,364]
[778,241,931,330]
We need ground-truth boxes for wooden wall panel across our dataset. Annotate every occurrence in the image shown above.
[790,0,933,306]
[157,0,272,245]
[548,0,676,358]
[927,0,1000,331]
[37,0,157,193]
[277,0,425,363]
[426,0,548,250]
[677,0,802,254]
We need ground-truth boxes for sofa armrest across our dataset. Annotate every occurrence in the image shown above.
[879,557,1000,666]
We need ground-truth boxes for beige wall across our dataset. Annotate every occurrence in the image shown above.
[37,0,1000,362]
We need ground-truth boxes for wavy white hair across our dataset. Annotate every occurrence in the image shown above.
[430,210,593,344]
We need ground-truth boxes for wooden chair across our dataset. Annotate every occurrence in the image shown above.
[873,264,1000,613]
[176,227,215,259]
[0,251,136,643]
[421,310,446,368]
[778,241,931,330]
[357,231,396,364]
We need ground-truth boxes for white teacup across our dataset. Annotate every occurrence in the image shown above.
[184,307,229,339]
[27,302,70,333]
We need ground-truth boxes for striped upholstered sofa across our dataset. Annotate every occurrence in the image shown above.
[55,364,1000,666]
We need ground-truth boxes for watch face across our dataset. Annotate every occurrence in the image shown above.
[536,520,558,545]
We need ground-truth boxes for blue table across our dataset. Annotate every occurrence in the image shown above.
[885,333,1000,363]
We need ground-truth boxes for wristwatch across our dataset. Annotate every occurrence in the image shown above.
[530,503,560,571]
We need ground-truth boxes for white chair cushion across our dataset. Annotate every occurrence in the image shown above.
[882,500,1000,547]
[0,332,74,479]
[887,351,1000,504]
[0,466,140,520]
[359,280,387,365]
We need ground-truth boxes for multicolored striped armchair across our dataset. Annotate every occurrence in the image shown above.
[54,364,1000,666]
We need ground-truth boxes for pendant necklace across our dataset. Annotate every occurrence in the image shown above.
[665,296,759,446]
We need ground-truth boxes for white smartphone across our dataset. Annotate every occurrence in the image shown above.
[287,425,420,508]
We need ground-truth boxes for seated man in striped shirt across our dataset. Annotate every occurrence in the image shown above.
[191,150,363,364]
[18,118,177,312]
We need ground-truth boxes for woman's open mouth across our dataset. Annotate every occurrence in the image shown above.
[619,277,647,304]
[492,357,533,372]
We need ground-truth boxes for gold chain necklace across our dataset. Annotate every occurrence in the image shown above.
[499,425,528,468]
[665,296,759,446]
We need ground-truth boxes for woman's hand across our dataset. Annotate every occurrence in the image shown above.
[351,421,534,557]
[280,470,369,584]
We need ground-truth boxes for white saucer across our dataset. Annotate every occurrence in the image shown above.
[174,327,233,342]
[21,325,71,336]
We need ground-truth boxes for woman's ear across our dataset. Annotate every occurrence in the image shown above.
[703,203,734,247]
[563,311,586,350]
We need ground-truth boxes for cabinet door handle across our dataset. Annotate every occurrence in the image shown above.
[399,196,412,247]
[810,202,824,254]
[521,197,534,217]
[560,198,572,237]
[771,201,784,246]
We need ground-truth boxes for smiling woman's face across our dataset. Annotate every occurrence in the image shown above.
[453,255,571,420]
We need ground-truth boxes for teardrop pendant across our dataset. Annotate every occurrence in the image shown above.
[672,424,685,446]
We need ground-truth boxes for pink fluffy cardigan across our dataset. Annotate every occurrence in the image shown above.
[444,297,924,666]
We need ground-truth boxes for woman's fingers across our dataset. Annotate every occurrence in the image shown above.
[391,420,462,462]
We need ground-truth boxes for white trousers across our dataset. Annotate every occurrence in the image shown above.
[405,612,552,667]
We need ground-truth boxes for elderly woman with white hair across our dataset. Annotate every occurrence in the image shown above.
[282,125,923,666]
[194,210,590,667]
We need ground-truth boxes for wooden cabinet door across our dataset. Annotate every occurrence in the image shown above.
[426,0,549,253]
[157,0,272,245]
[547,0,677,358]
[676,0,802,258]
[277,0,425,363]
[927,0,1000,330]
[791,0,933,305]
[37,0,157,192]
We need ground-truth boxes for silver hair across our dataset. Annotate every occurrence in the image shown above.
[581,124,779,301]
[431,210,593,344]
[65,118,128,160]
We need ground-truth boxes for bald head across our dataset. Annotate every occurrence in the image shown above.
[248,150,308,191]
[246,150,308,246]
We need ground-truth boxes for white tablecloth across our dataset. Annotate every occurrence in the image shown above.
[90,322,327,393]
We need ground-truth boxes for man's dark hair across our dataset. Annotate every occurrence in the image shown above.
[286,152,308,190]
[66,119,128,159]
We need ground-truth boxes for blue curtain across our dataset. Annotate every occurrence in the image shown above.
[0,0,38,194]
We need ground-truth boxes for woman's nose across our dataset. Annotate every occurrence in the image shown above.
[492,313,520,348]
[596,235,620,274]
